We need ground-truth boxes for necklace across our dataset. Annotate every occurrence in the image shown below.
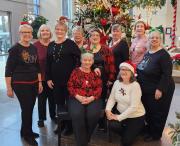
[52,42,63,62]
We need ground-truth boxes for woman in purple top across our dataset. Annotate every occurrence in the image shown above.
[34,24,56,128]
[130,20,147,65]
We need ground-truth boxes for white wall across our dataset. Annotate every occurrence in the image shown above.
[40,0,61,38]
[0,0,28,44]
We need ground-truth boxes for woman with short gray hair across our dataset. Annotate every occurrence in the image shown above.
[68,52,102,146]
[5,23,43,145]
[109,24,129,77]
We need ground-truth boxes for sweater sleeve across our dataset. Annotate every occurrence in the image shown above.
[45,43,53,81]
[67,69,79,97]
[92,74,102,99]
[157,51,173,93]
[120,39,129,61]
[105,81,117,111]
[71,41,81,67]
[117,82,142,122]
[5,47,18,77]
[104,47,116,81]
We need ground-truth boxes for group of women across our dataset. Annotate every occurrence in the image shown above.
[5,18,175,146]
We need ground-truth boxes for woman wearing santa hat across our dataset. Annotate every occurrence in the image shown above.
[106,61,145,146]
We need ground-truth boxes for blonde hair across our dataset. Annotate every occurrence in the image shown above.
[37,24,53,39]
[55,21,68,32]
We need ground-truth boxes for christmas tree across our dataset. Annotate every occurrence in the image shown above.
[73,0,167,41]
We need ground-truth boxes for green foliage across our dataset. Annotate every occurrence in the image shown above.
[168,112,180,145]
[31,16,48,39]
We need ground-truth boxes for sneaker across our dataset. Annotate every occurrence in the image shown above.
[23,137,38,146]
[38,120,44,128]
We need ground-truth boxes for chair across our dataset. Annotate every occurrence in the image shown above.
[57,106,105,146]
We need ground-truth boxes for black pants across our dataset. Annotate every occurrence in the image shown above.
[13,83,38,137]
[109,116,145,146]
[68,98,102,146]
[142,87,174,139]
[38,81,55,121]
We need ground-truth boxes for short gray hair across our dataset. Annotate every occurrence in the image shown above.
[37,24,53,39]
[72,26,84,35]
[112,24,122,32]
[19,24,33,32]
[81,52,94,61]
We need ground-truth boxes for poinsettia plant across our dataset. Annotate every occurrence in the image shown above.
[172,54,180,66]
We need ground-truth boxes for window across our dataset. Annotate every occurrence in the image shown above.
[62,0,73,19]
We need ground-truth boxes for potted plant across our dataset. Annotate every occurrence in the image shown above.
[172,54,180,70]
[31,16,48,39]
[168,112,180,145]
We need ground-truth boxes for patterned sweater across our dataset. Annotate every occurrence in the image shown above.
[68,68,102,99]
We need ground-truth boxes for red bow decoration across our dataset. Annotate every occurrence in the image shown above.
[20,21,29,25]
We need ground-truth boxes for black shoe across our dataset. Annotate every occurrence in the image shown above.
[144,135,160,142]
[32,132,39,138]
[38,120,44,128]
[23,137,38,146]
[61,128,73,136]
[54,127,59,135]
[21,132,39,139]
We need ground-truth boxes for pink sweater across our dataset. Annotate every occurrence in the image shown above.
[130,37,147,65]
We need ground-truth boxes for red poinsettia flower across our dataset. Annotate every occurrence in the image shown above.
[172,54,180,65]
[111,7,119,16]
[100,18,107,26]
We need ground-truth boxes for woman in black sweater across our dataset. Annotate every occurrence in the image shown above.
[137,30,175,141]
[109,24,129,77]
[46,21,81,135]
[5,24,43,146]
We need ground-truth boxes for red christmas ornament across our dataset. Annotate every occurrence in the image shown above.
[100,18,107,26]
[111,7,119,16]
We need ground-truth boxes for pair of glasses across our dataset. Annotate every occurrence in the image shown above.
[20,32,32,34]
[120,68,131,71]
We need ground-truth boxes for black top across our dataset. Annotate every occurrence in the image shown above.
[111,39,129,74]
[46,39,81,86]
[5,43,40,83]
[137,49,174,94]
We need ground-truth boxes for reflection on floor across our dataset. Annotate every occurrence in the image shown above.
[0,55,180,146]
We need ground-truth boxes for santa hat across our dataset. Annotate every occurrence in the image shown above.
[119,61,136,75]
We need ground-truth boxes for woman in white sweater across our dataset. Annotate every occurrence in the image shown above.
[106,61,145,146]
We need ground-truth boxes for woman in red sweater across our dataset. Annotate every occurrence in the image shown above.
[68,52,102,146]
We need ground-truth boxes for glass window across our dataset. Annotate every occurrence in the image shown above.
[62,0,72,19]
[0,11,11,55]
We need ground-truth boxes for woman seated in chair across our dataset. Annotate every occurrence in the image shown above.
[105,61,145,146]
[68,52,102,146]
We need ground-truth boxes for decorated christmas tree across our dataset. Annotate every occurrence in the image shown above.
[73,0,167,42]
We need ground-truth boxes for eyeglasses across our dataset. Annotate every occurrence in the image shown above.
[20,31,32,34]
[120,68,131,71]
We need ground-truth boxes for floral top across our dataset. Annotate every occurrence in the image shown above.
[68,68,102,99]
[130,37,147,65]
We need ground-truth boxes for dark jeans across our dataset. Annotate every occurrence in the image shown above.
[13,83,38,137]
[109,116,145,146]
[38,81,56,121]
[68,98,102,146]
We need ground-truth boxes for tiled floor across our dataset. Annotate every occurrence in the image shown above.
[0,55,180,146]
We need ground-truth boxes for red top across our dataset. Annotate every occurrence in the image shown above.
[68,68,102,99]
[34,41,48,81]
